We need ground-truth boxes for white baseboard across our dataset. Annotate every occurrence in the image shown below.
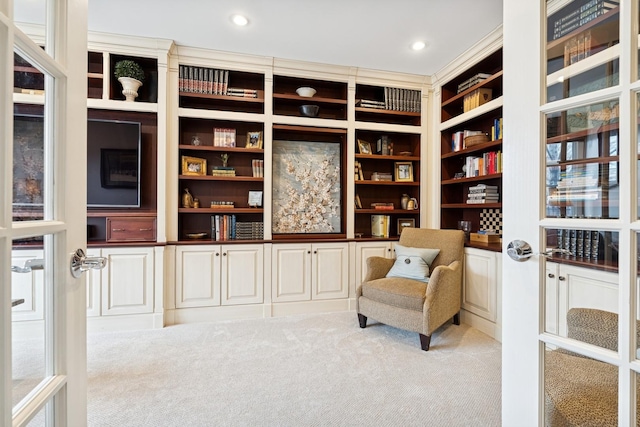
[87,313,163,333]
[461,309,502,342]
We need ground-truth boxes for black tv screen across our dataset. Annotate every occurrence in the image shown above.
[87,119,141,208]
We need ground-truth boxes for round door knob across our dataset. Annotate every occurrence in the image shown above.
[548,273,555,278]
[558,276,566,281]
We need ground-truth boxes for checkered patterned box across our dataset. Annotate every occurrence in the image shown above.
[480,209,502,237]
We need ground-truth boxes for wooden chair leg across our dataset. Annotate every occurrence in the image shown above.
[358,313,367,328]
[453,311,460,325]
[419,334,431,351]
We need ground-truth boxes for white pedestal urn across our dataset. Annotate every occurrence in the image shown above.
[118,77,143,102]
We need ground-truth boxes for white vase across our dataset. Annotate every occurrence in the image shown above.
[118,76,143,102]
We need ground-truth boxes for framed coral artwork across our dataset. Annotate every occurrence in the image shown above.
[272,140,341,234]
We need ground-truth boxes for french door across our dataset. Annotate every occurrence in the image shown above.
[1,0,88,425]
[504,0,640,425]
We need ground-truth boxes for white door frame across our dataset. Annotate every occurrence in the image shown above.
[503,1,638,425]
[1,0,88,425]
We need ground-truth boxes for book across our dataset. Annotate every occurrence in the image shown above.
[371,214,390,238]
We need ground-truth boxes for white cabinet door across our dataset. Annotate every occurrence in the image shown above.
[556,264,618,337]
[354,241,392,286]
[462,247,497,322]
[221,244,264,305]
[86,248,102,317]
[312,242,349,300]
[176,245,221,308]
[11,249,44,321]
[272,244,312,302]
[101,247,155,315]
[544,263,560,335]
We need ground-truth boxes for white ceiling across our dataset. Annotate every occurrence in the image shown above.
[16,0,503,76]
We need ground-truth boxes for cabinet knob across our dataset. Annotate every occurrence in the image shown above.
[313,250,317,254]
[307,250,311,254]
[223,252,227,256]
[215,252,219,256]
[558,276,566,281]
[548,273,555,278]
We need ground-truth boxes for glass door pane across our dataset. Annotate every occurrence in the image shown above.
[546,0,620,102]
[545,100,619,219]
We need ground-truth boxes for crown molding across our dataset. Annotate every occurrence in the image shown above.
[433,25,503,87]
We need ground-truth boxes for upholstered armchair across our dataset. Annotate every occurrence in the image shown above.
[356,228,465,351]
[545,308,640,426]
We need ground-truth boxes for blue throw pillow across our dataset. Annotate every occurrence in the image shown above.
[386,243,440,283]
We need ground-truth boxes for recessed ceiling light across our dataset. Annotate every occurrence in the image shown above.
[231,14,249,26]
[411,41,426,51]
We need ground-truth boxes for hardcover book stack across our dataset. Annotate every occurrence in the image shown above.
[463,88,492,113]
[457,73,491,94]
[251,159,264,178]
[550,0,619,41]
[211,166,235,177]
[371,214,391,238]
[234,221,264,240]
[354,161,364,181]
[467,184,499,204]
[371,203,394,210]
[356,88,421,113]
[213,128,236,147]
[557,228,601,259]
[371,172,392,181]
[547,169,606,204]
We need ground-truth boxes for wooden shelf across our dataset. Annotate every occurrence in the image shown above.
[354,107,421,118]
[179,91,265,104]
[441,173,502,185]
[272,124,347,134]
[87,210,156,218]
[441,139,502,159]
[355,180,420,186]
[273,93,347,105]
[178,144,263,154]
[547,156,618,168]
[441,70,503,109]
[178,175,263,182]
[355,209,419,214]
[442,203,502,209]
[178,208,263,214]
[356,154,420,161]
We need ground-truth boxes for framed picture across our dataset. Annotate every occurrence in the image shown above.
[246,131,263,149]
[397,218,416,236]
[181,155,207,176]
[248,190,263,207]
[272,140,341,234]
[357,139,372,154]
[101,149,138,188]
[394,161,413,182]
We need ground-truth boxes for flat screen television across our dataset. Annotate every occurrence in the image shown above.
[87,119,142,208]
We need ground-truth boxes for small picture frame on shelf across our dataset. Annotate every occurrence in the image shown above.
[357,139,372,155]
[181,155,207,176]
[394,161,413,182]
[248,190,263,207]
[397,218,415,236]
[246,131,263,149]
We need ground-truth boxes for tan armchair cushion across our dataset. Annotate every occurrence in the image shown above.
[361,277,427,311]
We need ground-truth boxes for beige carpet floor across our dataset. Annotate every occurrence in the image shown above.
[86,311,501,426]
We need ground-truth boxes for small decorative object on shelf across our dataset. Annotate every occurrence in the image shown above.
[220,153,229,167]
[248,191,263,208]
[376,135,392,155]
[182,188,194,208]
[181,155,207,176]
[357,139,372,154]
[296,87,316,97]
[394,162,413,182]
[406,198,418,210]
[401,194,410,210]
[299,104,319,117]
[114,60,145,102]
[397,218,416,236]
[191,135,202,146]
[246,131,263,148]
[192,198,200,208]
[458,220,472,241]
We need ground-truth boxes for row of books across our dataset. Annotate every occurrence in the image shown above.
[550,0,618,41]
[556,229,601,259]
[463,88,492,113]
[354,161,364,181]
[491,117,503,141]
[356,88,421,113]
[179,66,229,95]
[464,151,502,178]
[210,215,264,240]
[457,73,491,94]
[213,128,236,147]
[178,65,259,98]
[371,214,391,238]
[371,172,393,181]
[251,159,264,178]
[211,167,235,177]
[371,203,394,210]
[467,184,499,204]
[451,130,484,152]
[563,31,593,66]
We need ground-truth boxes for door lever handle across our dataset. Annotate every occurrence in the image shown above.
[70,248,107,278]
[11,258,45,273]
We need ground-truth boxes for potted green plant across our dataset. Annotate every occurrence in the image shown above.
[114,59,145,101]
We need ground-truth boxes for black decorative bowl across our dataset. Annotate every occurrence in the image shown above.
[299,104,319,117]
